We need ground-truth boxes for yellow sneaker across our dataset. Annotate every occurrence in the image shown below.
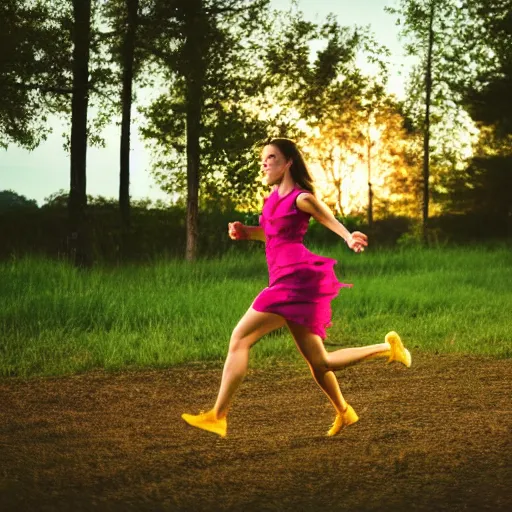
[327,404,359,436]
[181,409,227,438]
[385,331,412,367]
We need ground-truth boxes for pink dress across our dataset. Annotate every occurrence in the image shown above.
[252,184,352,339]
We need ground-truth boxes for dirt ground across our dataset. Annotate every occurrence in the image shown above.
[0,353,511,512]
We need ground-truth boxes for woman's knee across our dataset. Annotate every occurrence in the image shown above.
[228,328,252,353]
[306,353,330,373]
[228,309,284,353]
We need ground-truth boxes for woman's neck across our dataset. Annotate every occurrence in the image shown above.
[275,176,296,197]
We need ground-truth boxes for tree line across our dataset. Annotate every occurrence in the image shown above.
[1,0,510,264]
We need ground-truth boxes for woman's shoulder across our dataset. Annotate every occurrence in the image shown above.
[294,186,314,199]
[294,188,318,214]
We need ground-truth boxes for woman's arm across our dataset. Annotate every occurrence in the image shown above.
[228,222,266,242]
[244,225,266,242]
[296,193,367,252]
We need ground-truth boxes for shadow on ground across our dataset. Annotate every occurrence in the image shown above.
[0,353,511,511]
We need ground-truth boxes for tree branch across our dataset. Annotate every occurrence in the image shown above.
[8,81,73,95]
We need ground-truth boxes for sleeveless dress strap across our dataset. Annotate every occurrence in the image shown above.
[290,187,312,211]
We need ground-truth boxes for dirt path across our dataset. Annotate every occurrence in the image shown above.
[1,353,511,511]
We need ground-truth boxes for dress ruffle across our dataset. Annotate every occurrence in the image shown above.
[253,255,351,339]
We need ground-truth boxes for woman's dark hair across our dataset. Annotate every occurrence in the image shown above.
[266,138,316,194]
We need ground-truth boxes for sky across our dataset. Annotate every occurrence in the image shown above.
[0,0,409,206]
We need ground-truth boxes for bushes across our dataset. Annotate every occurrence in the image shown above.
[429,212,512,243]
[0,205,257,262]
[1,205,509,263]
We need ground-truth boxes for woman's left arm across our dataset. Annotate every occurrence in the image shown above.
[296,193,368,253]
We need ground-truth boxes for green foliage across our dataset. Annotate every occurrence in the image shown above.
[389,1,477,154]
[0,0,120,152]
[0,190,38,212]
[100,0,166,119]
[0,0,69,148]
[255,7,413,220]
[4,0,510,254]
[386,0,512,232]
[139,3,403,214]
[138,0,272,210]
[390,0,512,161]
[261,8,364,122]
[2,193,509,264]
[386,0,507,239]
[459,0,512,137]
[441,154,512,218]
[0,197,252,262]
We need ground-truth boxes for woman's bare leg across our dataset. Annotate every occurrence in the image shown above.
[286,321,364,415]
[213,308,285,418]
[286,322,410,435]
[182,308,285,436]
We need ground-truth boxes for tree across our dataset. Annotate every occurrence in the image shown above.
[0,0,88,261]
[182,0,207,261]
[2,0,120,266]
[0,0,71,149]
[67,0,93,268]
[429,0,512,230]
[458,0,512,137]
[258,9,364,214]
[139,0,271,259]
[387,0,477,242]
[102,0,152,234]
[422,0,435,243]
[119,0,139,230]
[358,88,421,226]
[259,8,413,221]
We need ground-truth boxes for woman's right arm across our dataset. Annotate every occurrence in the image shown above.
[244,225,266,242]
[228,222,266,242]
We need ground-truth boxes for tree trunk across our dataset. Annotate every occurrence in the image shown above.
[335,178,343,216]
[68,0,92,268]
[423,0,435,244]
[184,0,206,261]
[367,117,374,229]
[119,0,139,254]
[185,98,201,261]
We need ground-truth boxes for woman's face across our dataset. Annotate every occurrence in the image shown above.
[261,144,292,186]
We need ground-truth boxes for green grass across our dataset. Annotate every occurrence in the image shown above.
[1,245,511,377]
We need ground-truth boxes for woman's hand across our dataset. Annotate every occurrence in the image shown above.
[228,221,248,240]
[346,231,368,253]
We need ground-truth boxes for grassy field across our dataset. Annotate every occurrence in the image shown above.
[1,244,511,377]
